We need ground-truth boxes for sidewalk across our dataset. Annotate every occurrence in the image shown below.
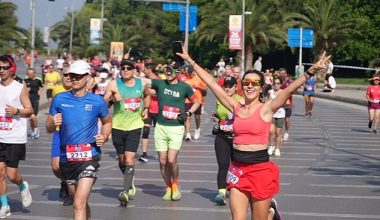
[297,83,368,106]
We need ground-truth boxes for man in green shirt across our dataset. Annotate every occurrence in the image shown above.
[143,64,200,201]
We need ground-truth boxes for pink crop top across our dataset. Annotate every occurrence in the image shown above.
[233,104,271,144]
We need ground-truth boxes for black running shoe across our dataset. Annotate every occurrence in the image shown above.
[59,181,68,199]
[368,120,373,129]
[138,155,148,163]
[63,195,73,206]
[270,198,282,220]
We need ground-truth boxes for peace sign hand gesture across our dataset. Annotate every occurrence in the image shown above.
[307,52,331,75]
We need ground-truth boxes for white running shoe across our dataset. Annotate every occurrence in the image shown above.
[282,132,289,141]
[185,133,191,141]
[33,128,40,139]
[274,149,281,156]
[194,129,200,140]
[20,181,32,208]
[0,205,11,218]
[267,145,275,155]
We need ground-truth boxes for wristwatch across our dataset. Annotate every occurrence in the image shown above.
[15,108,20,115]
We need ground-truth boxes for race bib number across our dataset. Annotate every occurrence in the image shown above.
[124,98,141,111]
[66,143,92,162]
[162,106,180,120]
[0,116,13,131]
[226,165,243,185]
[306,85,313,91]
[219,120,233,132]
[373,100,379,104]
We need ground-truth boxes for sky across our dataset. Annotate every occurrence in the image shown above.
[10,0,85,30]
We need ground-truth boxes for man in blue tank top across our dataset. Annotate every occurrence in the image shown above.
[46,60,112,220]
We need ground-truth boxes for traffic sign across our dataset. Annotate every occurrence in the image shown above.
[179,6,197,32]
[288,28,314,48]
[162,3,184,11]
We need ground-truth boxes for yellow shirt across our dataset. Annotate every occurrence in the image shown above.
[45,71,61,90]
[52,84,69,97]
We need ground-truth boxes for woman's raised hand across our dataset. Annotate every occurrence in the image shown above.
[308,52,331,74]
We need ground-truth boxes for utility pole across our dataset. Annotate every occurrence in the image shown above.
[100,0,104,40]
[30,0,36,68]
[241,0,245,74]
[69,0,76,53]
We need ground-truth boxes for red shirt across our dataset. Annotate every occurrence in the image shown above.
[367,85,380,102]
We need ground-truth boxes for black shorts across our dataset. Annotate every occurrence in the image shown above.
[185,103,202,115]
[0,143,26,168]
[30,98,40,115]
[143,112,158,127]
[112,128,142,154]
[285,108,292,118]
[60,156,100,185]
[46,89,53,99]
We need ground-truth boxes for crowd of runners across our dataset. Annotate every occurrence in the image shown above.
[0,48,379,220]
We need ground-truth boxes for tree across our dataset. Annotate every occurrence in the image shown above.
[195,0,291,69]
[0,2,28,52]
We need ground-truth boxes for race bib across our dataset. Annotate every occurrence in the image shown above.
[226,165,243,185]
[124,98,141,111]
[162,106,180,120]
[219,120,233,132]
[66,143,93,162]
[0,116,13,131]
[373,100,379,104]
[306,85,313,91]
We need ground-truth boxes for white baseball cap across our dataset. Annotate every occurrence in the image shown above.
[99,72,108,79]
[69,60,91,75]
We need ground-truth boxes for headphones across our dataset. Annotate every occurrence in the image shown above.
[5,55,16,73]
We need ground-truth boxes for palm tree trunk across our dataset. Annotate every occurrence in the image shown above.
[246,44,253,70]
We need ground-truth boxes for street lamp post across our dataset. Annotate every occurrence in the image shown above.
[30,0,36,68]
[69,0,76,53]
[100,0,104,40]
[241,0,245,74]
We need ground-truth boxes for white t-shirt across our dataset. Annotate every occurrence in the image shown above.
[253,60,262,72]
[327,62,334,74]
[56,58,65,69]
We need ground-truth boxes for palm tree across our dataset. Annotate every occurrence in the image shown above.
[196,0,290,69]
[0,2,28,52]
[288,0,361,57]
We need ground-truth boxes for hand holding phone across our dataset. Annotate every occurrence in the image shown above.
[172,41,184,63]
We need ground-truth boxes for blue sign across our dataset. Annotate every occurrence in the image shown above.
[162,3,184,11]
[288,28,314,48]
[179,6,197,32]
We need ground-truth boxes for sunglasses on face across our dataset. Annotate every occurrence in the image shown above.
[63,73,70,77]
[242,79,262,87]
[0,66,11,71]
[121,66,134,71]
[165,67,177,75]
[273,82,281,85]
[68,73,87,81]
[224,84,236,89]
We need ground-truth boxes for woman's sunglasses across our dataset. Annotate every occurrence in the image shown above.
[121,66,134,71]
[242,79,262,87]
[68,73,87,81]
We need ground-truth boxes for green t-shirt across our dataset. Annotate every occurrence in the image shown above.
[152,79,194,126]
[112,77,144,131]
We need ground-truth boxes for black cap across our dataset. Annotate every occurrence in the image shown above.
[120,59,136,69]
[223,76,237,87]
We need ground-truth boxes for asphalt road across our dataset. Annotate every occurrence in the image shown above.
[3,91,378,220]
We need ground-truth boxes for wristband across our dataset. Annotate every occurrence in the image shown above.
[306,70,314,77]
[303,73,311,80]
[186,111,192,117]
[15,108,20,115]
[143,107,149,111]
[189,60,196,67]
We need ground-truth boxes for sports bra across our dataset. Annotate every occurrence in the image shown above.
[233,104,271,144]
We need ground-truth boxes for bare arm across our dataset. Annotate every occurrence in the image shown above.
[268,52,331,114]
[19,84,33,117]
[177,49,238,113]
[141,82,151,119]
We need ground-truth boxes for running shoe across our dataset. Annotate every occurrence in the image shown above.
[59,181,68,199]
[193,128,200,140]
[373,130,377,134]
[308,112,312,117]
[128,183,136,197]
[138,155,148,163]
[185,133,191,142]
[282,132,289,141]
[63,195,73,206]
[368,120,373,129]
[171,186,181,201]
[274,149,281,157]
[267,145,275,156]
[20,181,32,208]
[214,192,226,205]
[0,205,11,218]
[33,128,40,139]
[162,188,172,201]
[270,198,282,220]
[118,191,129,206]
